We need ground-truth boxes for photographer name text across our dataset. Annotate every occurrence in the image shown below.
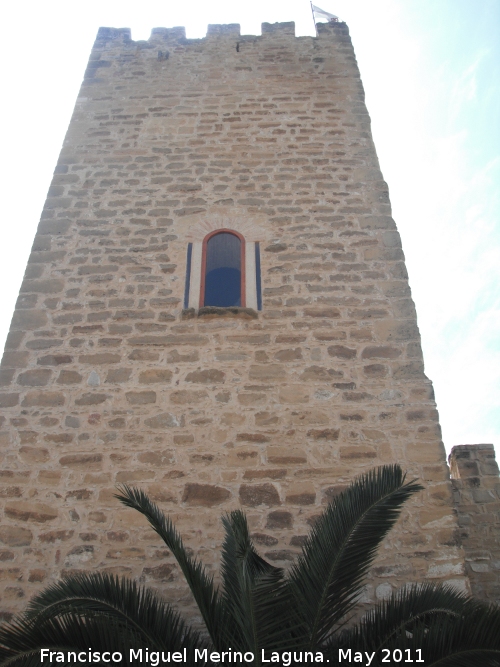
[40,648,425,666]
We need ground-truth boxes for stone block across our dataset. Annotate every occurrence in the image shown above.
[66,489,92,501]
[252,533,279,546]
[185,369,225,384]
[57,370,83,384]
[20,279,65,294]
[142,564,175,581]
[304,308,341,318]
[239,484,280,507]
[249,365,286,380]
[129,349,160,361]
[105,368,132,383]
[19,447,50,464]
[129,335,208,347]
[0,368,15,387]
[10,310,48,330]
[182,483,230,507]
[138,370,173,384]
[59,454,103,470]
[5,502,58,523]
[221,412,246,426]
[79,354,121,364]
[340,446,377,460]
[236,433,270,443]
[44,433,73,444]
[26,338,62,350]
[75,393,109,406]
[363,364,388,378]
[0,487,22,499]
[274,348,303,361]
[144,413,184,429]
[125,391,156,405]
[1,352,29,368]
[115,471,155,483]
[173,434,194,445]
[286,483,316,505]
[37,220,71,236]
[267,447,307,464]
[361,346,401,359]
[307,428,339,441]
[137,451,174,466]
[279,386,309,403]
[145,485,177,503]
[243,469,287,480]
[166,349,198,362]
[37,354,73,366]
[327,345,356,359]
[170,389,208,405]
[21,391,65,407]
[228,450,260,466]
[0,526,33,547]
[0,394,19,408]
[300,365,342,381]
[266,511,292,529]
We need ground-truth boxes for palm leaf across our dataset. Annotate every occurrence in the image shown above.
[115,485,226,647]
[332,584,500,666]
[394,597,500,667]
[219,511,304,655]
[250,568,307,652]
[219,510,271,651]
[0,574,204,664]
[0,614,146,664]
[332,583,470,652]
[289,464,423,647]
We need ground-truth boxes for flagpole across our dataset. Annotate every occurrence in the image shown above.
[310,1,318,36]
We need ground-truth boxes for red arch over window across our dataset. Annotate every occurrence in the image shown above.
[200,229,246,308]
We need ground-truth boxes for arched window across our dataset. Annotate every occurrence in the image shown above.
[184,228,262,312]
[200,230,245,308]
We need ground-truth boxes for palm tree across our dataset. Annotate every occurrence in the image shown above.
[0,465,499,666]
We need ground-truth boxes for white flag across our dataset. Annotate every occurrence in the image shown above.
[311,4,339,22]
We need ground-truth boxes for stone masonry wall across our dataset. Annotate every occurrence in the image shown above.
[449,444,500,603]
[0,20,468,620]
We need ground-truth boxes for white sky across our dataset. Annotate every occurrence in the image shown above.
[0,0,498,457]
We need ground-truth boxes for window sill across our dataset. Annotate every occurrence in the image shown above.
[182,307,259,320]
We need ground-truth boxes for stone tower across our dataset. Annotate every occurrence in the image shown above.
[0,19,487,619]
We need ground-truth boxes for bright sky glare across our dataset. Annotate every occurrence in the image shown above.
[0,0,498,456]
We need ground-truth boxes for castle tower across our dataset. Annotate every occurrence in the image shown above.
[0,20,471,618]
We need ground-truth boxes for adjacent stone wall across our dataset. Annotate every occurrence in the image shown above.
[0,20,468,619]
[450,444,500,603]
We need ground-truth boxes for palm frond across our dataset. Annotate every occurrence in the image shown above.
[250,568,308,652]
[398,597,500,667]
[289,464,423,647]
[331,584,500,666]
[383,598,500,667]
[221,510,278,585]
[0,614,146,663]
[332,583,470,652]
[219,511,303,653]
[115,485,226,647]
[0,574,205,667]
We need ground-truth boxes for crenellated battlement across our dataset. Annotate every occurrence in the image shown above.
[85,20,353,86]
[94,20,348,48]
